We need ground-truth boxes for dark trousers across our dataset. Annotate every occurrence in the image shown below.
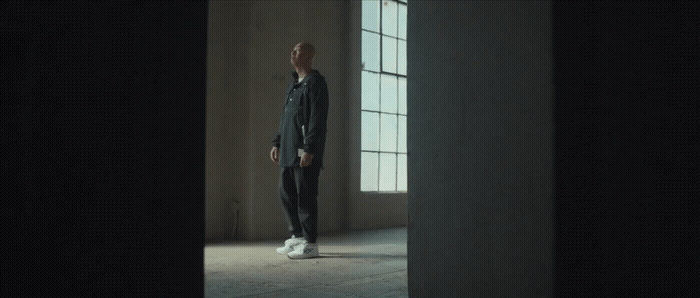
[279,165,321,243]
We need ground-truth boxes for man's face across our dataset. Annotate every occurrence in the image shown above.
[290,43,306,66]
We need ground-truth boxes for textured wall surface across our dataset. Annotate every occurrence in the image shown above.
[206,0,251,241]
[407,1,553,296]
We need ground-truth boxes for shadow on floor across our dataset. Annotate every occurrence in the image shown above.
[317,252,407,259]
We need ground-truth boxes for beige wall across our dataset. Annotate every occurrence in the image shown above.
[206,0,250,241]
[206,0,406,242]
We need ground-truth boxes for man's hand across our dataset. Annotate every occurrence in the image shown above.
[270,147,279,164]
[300,152,313,167]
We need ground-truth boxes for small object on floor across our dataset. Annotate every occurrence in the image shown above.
[276,235,307,254]
[287,242,319,259]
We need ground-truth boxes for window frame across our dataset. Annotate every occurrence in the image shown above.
[361,0,408,193]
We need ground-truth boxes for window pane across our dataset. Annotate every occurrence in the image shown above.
[362,111,380,151]
[381,0,398,37]
[398,115,407,153]
[398,77,407,115]
[362,0,380,32]
[380,74,397,113]
[362,71,380,111]
[380,113,397,152]
[379,153,397,191]
[382,36,397,74]
[361,152,379,191]
[397,154,407,191]
[397,39,407,75]
[398,3,407,39]
[362,31,380,72]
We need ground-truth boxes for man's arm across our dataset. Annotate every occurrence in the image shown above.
[303,77,329,155]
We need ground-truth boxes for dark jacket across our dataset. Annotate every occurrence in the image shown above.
[272,69,329,169]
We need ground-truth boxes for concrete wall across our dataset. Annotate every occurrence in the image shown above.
[207,1,353,241]
[206,0,250,241]
[407,1,553,296]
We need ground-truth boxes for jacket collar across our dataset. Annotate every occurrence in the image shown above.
[291,69,320,84]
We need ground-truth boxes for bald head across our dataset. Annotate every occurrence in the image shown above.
[291,42,315,68]
[298,42,315,60]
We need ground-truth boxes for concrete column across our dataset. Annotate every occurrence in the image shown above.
[407,1,553,296]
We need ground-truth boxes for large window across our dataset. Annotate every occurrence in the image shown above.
[361,0,407,192]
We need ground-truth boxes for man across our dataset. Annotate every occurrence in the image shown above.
[270,42,329,259]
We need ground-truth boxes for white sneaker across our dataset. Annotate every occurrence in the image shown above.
[276,235,306,254]
[287,242,319,259]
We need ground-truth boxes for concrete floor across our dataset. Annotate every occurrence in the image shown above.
[205,227,408,297]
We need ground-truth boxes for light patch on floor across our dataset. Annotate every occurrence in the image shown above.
[205,227,407,297]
